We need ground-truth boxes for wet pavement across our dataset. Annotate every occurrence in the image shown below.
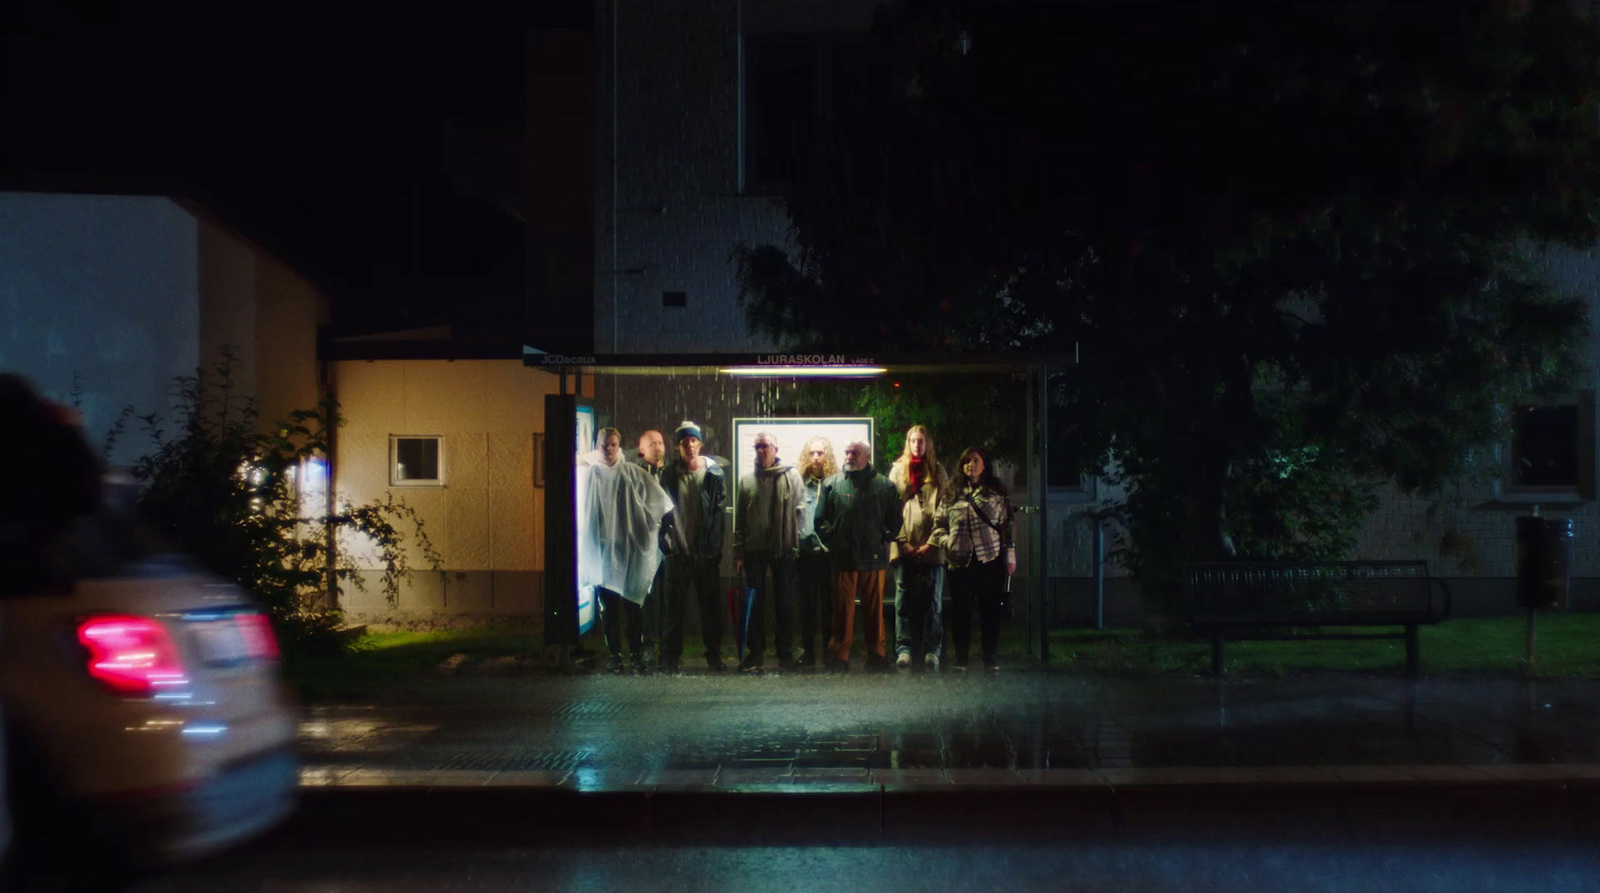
[298,669,1600,800]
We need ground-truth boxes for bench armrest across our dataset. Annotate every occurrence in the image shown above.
[1430,577,1453,619]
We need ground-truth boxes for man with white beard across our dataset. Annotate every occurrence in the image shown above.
[578,427,673,674]
[814,440,901,673]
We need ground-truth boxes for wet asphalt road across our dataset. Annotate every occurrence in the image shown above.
[301,670,1600,777]
[132,837,1600,893]
[114,671,1600,892]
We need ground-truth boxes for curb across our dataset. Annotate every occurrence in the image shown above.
[279,776,1600,846]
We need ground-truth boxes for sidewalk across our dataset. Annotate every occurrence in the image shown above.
[292,668,1600,840]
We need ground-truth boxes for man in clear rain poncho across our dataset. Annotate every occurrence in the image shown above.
[578,427,673,674]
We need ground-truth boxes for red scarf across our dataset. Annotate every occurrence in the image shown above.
[908,457,926,494]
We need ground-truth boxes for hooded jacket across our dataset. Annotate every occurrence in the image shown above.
[815,465,901,571]
[659,456,726,559]
[733,462,808,557]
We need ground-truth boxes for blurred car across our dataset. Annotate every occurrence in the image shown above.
[0,491,299,884]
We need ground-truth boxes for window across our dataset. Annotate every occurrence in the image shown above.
[391,436,444,486]
[741,33,874,195]
[1502,392,1594,501]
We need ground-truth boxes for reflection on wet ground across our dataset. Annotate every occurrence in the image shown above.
[298,672,1600,786]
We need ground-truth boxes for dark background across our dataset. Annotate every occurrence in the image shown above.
[0,0,593,339]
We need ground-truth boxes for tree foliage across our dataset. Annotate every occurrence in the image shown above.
[762,374,1031,472]
[132,349,442,654]
[734,0,1600,606]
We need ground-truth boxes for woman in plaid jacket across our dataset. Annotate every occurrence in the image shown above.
[937,446,1016,672]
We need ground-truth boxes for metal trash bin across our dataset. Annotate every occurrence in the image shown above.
[1516,516,1573,610]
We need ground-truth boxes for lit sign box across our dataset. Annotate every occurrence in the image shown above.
[728,417,874,532]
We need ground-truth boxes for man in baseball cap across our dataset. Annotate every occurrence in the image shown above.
[656,421,728,672]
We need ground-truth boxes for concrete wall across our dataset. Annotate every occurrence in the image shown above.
[0,193,200,466]
[331,359,563,622]
[0,193,329,471]
[197,214,328,428]
[595,0,831,353]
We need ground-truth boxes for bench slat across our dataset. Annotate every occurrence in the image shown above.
[1181,560,1447,678]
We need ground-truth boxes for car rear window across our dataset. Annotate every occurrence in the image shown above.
[64,508,193,580]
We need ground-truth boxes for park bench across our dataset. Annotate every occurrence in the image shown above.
[1181,560,1453,677]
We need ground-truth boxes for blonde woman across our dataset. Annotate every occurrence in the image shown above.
[888,425,949,671]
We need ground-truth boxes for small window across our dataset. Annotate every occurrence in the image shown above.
[1503,392,1595,501]
[741,33,875,195]
[1512,405,1579,488]
[391,436,444,486]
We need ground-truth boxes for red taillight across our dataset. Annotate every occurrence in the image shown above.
[77,615,190,697]
[236,611,281,661]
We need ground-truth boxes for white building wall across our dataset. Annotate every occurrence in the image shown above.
[1346,244,1600,611]
[0,193,199,466]
[596,0,847,353]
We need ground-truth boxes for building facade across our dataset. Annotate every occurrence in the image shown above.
[0,192,326,467]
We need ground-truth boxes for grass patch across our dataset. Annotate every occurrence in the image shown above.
[283,621,551,702]
[278,613,1600,701]
[1049,613,1600,678]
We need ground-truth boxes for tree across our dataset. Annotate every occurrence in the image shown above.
[132,350,441,654]
[734,0,1600,605]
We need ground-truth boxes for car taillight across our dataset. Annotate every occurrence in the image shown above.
[236,611,281,661]
[77,615,190,697]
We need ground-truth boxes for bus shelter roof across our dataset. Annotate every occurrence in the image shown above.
[521,347,1078,377]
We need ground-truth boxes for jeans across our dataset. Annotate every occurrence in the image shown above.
[738,552,796,667]
[894,562,944,661]
[661,554,725,667]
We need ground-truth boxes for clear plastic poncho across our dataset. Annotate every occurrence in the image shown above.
[576,450,673,606]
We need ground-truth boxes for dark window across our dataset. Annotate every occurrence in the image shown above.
[1511,405,1580,488]
[662,290,687,307]
[392,436,443,485]
[742,33,873,195]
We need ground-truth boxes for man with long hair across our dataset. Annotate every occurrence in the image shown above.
[795,435,837,667]
[889,425,950,671]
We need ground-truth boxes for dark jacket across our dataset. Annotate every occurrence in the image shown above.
[659,457,727,559]
[815,465,901,571]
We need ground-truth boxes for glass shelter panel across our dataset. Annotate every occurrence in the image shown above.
[533,355,1061,667]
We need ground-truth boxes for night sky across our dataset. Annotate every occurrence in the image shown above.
[1,0,591,335]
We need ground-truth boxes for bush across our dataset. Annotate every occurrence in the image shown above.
[131,349,441,656]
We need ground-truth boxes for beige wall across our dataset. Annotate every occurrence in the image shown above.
[196,215,328,429]
[332,359,561,621]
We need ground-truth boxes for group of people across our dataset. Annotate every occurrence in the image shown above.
[577,420,1016,676]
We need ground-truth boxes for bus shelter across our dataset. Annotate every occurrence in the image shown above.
[528,350,1073,668]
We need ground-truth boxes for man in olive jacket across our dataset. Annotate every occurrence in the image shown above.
[815,440,901,673]
[732,432,808,672]
[657,421,728,673]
